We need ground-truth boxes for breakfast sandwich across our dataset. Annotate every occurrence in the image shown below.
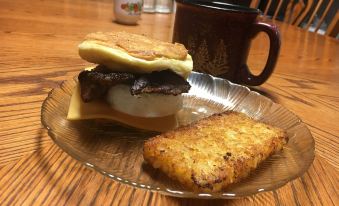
[143,112,288,192]
[67,32,193,131]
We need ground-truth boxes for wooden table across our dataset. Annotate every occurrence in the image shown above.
[0,0,338,205]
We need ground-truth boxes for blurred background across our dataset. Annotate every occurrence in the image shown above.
[152,0,339,38]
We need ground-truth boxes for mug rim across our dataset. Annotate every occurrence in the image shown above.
[176,0,260,14]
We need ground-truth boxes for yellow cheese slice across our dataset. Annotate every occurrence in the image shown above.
[67,83,178,132]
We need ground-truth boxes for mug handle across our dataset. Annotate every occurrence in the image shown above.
[237,22,281,86]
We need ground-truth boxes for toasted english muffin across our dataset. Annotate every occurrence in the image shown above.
[78,32,193,78]
[143,112,288,192]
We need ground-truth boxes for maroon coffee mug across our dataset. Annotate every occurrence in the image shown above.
[173,0,281,86]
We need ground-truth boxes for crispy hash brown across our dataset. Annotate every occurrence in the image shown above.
[84,32,188,61]
[143,112,288,192]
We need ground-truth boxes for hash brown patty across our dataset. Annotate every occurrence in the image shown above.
[143,112,288,192]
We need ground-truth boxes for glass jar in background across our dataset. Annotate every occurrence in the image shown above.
[114,0,143,24]
[155,0,173,13]
[143,0,156,13]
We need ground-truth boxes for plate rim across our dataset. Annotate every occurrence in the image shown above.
[41,72,315,199]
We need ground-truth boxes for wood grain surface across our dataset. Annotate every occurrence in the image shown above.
[0,0,338,205]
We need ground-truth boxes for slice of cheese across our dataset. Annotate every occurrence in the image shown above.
[67,83,178,132]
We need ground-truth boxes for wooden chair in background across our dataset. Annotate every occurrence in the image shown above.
[292,0,314,26]
[288,0,306,24]
[250,0,338,38]
[314,0,334,32]
[263,0,273,16]
[272,0,284,20]
[325,10,338,37]
[250,0,307,23]
[294,0,338,37]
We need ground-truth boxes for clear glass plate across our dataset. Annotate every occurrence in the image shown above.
[41,72,315,199]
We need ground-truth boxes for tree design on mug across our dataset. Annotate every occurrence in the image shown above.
[188,38,230,77]
[187,36,196,56]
